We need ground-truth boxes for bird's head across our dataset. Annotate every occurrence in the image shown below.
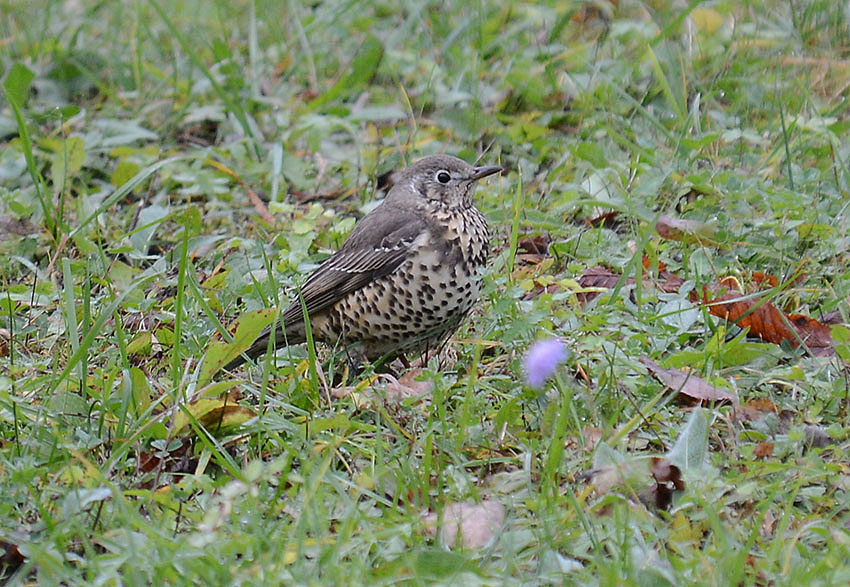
[389,154,502,211]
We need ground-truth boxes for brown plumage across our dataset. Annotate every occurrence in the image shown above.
[225,154,502,369]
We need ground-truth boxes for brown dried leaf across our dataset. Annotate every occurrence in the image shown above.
[578,266,622,289]
[0,538,25,577]
[423,500,505,549]
[331,370,433,407]
[580,260,834,355]
[585,210,621,229]
[207,159,275,225]
[699,288,835,355]
[136,441,197,477]
[753,442,774,459]
[517,235,551,256]
[655,214,718,244]
[640,357,738,405]
[732,398,779,423]
[748,271,780,288]
[576,266,628,303]
[385,369,433,401]
[649,457,685,510]
[0,328,9,358]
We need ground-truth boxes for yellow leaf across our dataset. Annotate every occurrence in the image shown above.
[173,398,256,435]
[691,7,725,34]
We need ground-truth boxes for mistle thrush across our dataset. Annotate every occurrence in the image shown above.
[225,154,502,369]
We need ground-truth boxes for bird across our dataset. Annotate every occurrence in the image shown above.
[225,154,502,370]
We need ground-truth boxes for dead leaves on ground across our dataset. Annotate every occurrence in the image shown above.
[331,368,434,407]
[654,214,720,245]
[641,357,738,406]
[582,454,685,513]
[703,287,834,355]
[649,457,685,510]
[568,209,839,355]
[582,410,709,514]
[423,500,506,549]
[0,537,25,581]
[577,261,837,356]
[511,218,838,361]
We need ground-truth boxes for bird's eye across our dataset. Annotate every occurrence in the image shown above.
[436,171,451,184]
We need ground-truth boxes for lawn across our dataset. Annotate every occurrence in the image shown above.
[2,0,850,583]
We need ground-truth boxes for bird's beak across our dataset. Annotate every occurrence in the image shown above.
[469,165,502,181]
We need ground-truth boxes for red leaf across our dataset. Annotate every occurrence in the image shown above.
[753,442,774,459]
[700,289,834,355]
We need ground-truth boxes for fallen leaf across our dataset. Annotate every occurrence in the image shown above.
[172,394,256,436]
[748,271,781,288]
[753,442,774,459]
[515,235,551,266]
[384,369,433,401]
[585,210,621,229]
[804,425,833,450]
[700,288,835,355]
[576,266,628,303]
[331,370,433,407]
[651,457,685,490]
[0,537,25,578]
[655,214,719,245]
[641,357,738,405]
[648,457,685,510]
[0,328,9,358]
[423,500,505,549]
[733,398,778,422]
[208,159,276,225]
[579,261,836,356]
[641,256,667,272]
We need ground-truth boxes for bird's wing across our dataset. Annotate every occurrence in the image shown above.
[281,205,425,326]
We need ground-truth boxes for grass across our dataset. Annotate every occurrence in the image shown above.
[2,0,850,583]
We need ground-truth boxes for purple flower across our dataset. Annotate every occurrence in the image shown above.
[523,338,569,389]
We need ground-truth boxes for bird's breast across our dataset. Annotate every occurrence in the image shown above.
[312,206,490,359]
[428,206,490,269]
